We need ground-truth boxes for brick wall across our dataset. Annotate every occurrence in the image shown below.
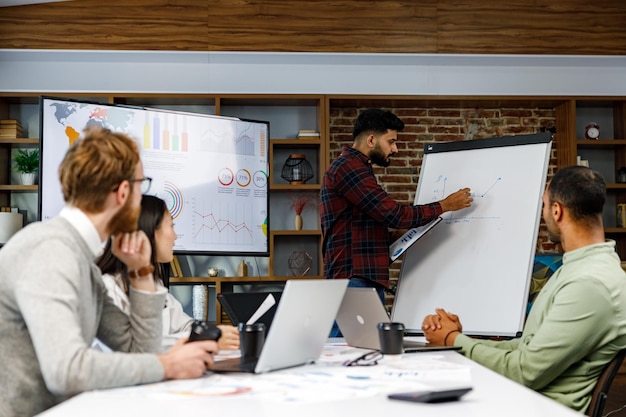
[328,105,559,297]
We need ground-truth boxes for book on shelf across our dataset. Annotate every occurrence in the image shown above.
[0,120,23,128]
[0,130,23,137]
[0,120,24,138]
[297,129,320,138]
[0,120,23,127]
[1,206,21,213]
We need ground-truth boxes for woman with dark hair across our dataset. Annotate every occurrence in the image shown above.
[97,195,239,351]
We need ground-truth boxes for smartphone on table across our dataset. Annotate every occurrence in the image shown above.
[388,387,472,403]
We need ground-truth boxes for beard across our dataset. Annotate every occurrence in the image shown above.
[370,143,392,167]
[108,192,140,235]
[548,229,561,244]
[545,218,561,244]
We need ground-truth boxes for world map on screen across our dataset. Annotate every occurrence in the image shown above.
[48,101,135,146]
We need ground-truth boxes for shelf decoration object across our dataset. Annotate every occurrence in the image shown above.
[585,122,600,140]
[237,260,248,277]
[207,267,219,277]
[19,173,36,186]
[288,251,313,276]
[192,285,209,321]
[13,148,39,185]
[618,167,626,183]
[281,154,313,185]
[618,204,626,228]
[290,195,311,231]
[0,212,23,244]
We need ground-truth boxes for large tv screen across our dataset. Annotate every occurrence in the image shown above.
[39,96,269,256]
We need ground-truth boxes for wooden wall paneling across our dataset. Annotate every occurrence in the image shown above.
[206,0,437,53]
[1,0,626,54]
[613,102,626,173]
[214,96,222,116]
[615,102,626,140]
[322,96,331,173]
[0,0,208,50]
[0,101,11,206]
[0,100,8,119]
[0,98,9,206]
[554,100,576,168]
[437,0,626,55]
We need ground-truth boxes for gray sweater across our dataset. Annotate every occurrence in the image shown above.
[0,217,166,417]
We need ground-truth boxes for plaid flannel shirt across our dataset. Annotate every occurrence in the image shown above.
[320,146,442,287]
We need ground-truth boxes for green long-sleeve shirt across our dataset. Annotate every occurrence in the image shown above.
[455,241,626,412]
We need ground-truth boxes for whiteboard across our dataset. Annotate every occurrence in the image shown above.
[392,133,552,337]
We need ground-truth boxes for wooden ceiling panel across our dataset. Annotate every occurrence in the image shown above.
[206,1,438,53]
[0,0,625,54]
[0,0,207,50]
[437,0,626,55]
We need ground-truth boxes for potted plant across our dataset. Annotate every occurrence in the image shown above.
[13,148,39,185]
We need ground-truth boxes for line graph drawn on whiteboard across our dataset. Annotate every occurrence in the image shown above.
[427,174,503,224]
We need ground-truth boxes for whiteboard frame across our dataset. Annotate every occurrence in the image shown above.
[392,133,552,337]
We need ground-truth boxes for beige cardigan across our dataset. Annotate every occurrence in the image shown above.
[0,217,166,417]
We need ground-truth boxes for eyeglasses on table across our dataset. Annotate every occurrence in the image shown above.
[343,350,383,367]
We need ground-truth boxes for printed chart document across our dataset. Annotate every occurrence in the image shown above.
[389,217,442,262]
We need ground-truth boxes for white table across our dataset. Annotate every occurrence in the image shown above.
[38,346,581,417]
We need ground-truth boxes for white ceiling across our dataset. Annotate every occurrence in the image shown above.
[0,0,73,7]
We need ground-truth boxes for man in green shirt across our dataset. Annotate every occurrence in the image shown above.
[422,165,626,412]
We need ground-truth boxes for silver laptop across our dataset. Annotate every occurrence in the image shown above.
[212,279,349,373]
[336,288,460,352]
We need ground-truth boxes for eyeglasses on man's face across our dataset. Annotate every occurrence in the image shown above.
[114,177,152,194]
[343,350,383,367]
[128,177,152,194]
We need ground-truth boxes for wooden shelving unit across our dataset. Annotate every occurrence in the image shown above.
[573,101,626,257]
[0,137,39,207]
[5,93,626,323]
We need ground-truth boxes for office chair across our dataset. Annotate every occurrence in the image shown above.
[586,348,626,417]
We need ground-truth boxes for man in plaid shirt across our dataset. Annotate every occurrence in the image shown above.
[320,109,472,322]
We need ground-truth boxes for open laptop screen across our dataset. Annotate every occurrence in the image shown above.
[217,291,282,330]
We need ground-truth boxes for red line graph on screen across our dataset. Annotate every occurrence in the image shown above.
[192,211,253,239]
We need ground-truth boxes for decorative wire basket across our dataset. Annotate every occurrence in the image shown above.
[281,154,314,184]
